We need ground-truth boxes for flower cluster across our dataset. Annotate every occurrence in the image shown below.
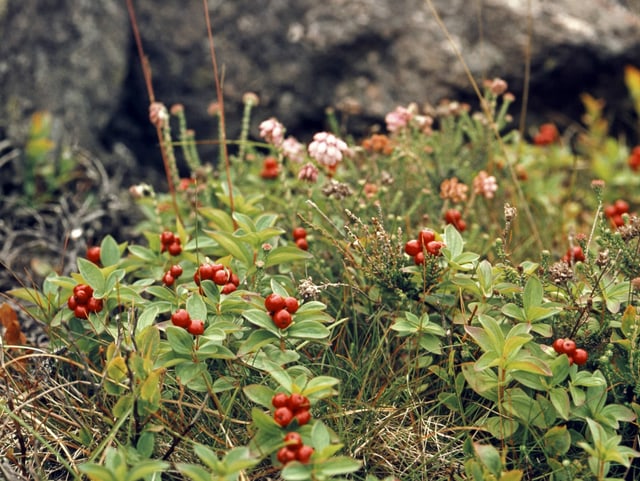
[259,117,285,147]
[297,162,319,183]
[385,106,413,133]
[308,132,349,169]
[472,170,498,199]
[440,177,468,203]
[281,136,306,163]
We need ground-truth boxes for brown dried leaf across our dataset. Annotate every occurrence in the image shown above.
[0,303,27,346]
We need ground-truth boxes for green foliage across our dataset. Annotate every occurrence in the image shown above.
[7,66,640,481]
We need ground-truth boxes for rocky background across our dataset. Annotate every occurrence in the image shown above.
[1,0,640,179]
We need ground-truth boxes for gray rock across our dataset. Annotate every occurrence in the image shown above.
[2,0,640,174]
[0,0,128,149]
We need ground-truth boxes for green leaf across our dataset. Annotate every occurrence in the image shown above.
[443,224,463,257]
[243,384,275,409]
[477,259,494,297]
[502,303,526,321]
[281,463,314,480]
[78,464,118,481]
[199,207,235,232]
[237,329,280,356]
[112,394,133,419]
[473,443,502,478]
[77,257,106,293]
[128,245,158,262]
[135,306,159,334]
[187,294,207,321]
[287,320,330,339]
[550,387,570,420]
[523,276,543,309]
[175,464,211,481]
[315,456,362,476]
[543,425,571,456]
[264,246,313,267]
[311,421,332,450]
[208,231,253,266]
[126,460,170,481]
[100,235,121,267]
[243,309,280,334]
[165,326,194,356]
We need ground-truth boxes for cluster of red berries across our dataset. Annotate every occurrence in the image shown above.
[604,199,630,228]
[277,431,314,465]
[260,157,280,179]
[552,338,588,366]
[404,228,445,265]
[533,123,559,146]
[561,245,585,265]
[628,145,640,171]
[67,284,103,319]
[293,227,308,250]
[265,293,299,329]
[162,264,184,286]
[86,246,101,265]
[193,263,240,295]
[160,231,182,256]
[444,209,466,232]
[272,392,311,428]
[170,308,205,335]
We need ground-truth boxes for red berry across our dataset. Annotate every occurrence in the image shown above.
[199,264,215,281]
[230,273,240,286]
[67,296,78,310]
[274,406,293,427]
[611,214,624,227]
[552,338,565,354]
[162,272,175,286]
[187,319,205,335]
[221,282,237,295]
[73,284,93,304]
[272,392,290,408]
[264,156,278,169]
[171,309,191,328]
[414,252,425,265]
[568,246,585,263]
[426,240,445,256]
[294,409,311,426]
[604,205,617,219]
[455,219,467,232]
[288,393,310,412]
[168,242,182,256]
[276,446,297,465]
[265,293,286,313]
[562,339,577,356]
[160,231,175,246]
[87,297,103,313]
[444,209,462,224]
[295,238,309,250]
[213,269,230,286]
[573,348,588,366]
[284,297,299,314]
[293,227,307,240]
[86,246,101,264]
[74,305,89,319]
[404,239,421,256]
[296,445,314,464]
[272,309,292,329]
[615,199,630,214]
[170,264,183,278]
[418,229,435,246]
[261,167,279,179]
[283,432,303,450]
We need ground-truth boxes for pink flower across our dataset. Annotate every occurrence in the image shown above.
[281,136,306,163]
[259,117,285,147]
[307,132,348,168]
[473,171,498,199]
[385,106,413,133]
[298,162,319,183]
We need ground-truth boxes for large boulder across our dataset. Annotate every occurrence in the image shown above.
[2,0,640,174]
[0,0,129,149]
